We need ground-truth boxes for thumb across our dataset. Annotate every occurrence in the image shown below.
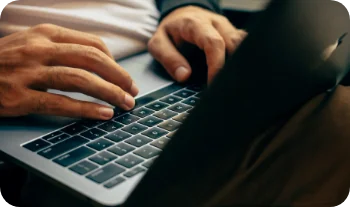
[148,31,192,82]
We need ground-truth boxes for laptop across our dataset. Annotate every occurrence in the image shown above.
[0,0,348,206]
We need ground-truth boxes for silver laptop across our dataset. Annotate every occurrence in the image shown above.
[0,0,348,206]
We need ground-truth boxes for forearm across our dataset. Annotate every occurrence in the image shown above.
[155,0,221,20]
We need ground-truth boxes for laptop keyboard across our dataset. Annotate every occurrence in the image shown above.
[22,84,203,189]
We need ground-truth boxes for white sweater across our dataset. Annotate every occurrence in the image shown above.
[0,0,160,59]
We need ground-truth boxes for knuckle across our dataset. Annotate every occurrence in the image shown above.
[67,70,90,90]
[147,36,161,51]
[206,35,225,48]
[84,46,104,62]
[0,88,22,110]
[31,23,56,35]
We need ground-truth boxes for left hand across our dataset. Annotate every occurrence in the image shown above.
[148,6,247,83]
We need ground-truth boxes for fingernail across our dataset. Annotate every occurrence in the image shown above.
[130,81,139,96]
[124,93,135,110]
[99,107,114,120]
[175,67,190,82]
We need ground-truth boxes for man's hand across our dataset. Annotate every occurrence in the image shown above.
[148,6,247,83]
[0,24,139,120]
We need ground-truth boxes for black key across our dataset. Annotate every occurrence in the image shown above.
[42,131,63,141]
[131,108,154,118]
[134,145,161,159]
[142,127,168,139]
[61,123,87,135]
[105,130,131,142]
[173,89,195,98]
[23,139,51,152]
[168,103,192,113]
[167,131,176,138]
[187,85,203,92]
[81,128,107,140]
[125,135,152,147]
[134,84,183,109]
[151,137,170,149]
[49,133,70,144]
[138,116,163,127]
[182,97,200,106]
[160,96,182,105]
[173,113,189,123]
[80,120,103,128]
[38,136,89,159]
[89,151,117,165]
[108,143,135,156]
[115,114,140,125]
[116,154,143,168]
[69,160,98,175]
[87,164,125,184]
[104,177,126,189]
[124,167,146,178]
[122,123,147,135]
[87,138,114,151]
[154,109,177,120]
[145,101,169,111]
[98,121,123,132]
[142,159,156,168]
[194,92,202,98]
[158,120,181,131]
[53,147,95,167]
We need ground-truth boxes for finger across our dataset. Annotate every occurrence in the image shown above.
[31,66,135,111]
[27,90,116,120]
[212,19,247,55]
[148,30,192,82]
[44,43,138,96]
[167,22,226,82]
[32,24,113,58]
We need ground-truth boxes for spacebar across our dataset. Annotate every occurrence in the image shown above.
[37,136,89,159]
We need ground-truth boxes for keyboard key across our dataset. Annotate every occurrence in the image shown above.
[80,120,103,128]
[49,133,70,144]
[168,103,192,113]
[116,154,143,168]
[158,120,181,131]
[151,137,170,149]
[145,101,169,111]
[125,135,152,147]
[108,143,135,156]
[174,89,195,98]
[23,139,51,152]
[81,128,107,140]
[194,92,203,98]
[38,136,89,159]
[167,131,176,138]
[142,127,168,139]
[173,113,189,123]
[142,159,156,168]
[134,145,161,159]
[69,160,98,175]
[154,109,177,120]
[122,123,147,135]
[160,96,182,105]
[124,167,146,178]
[131,108,154,118]
[53,146,95,167]
[138,116,163,127]
[89,151,117,165]
[87,138,114,151]
[115,114,140,125]
[61,124,87,135]
[104,177,126,189]
[186,85,203,92]
[98,121,123,132]
[105,130,131,142]
[87,164,125,184]
[42,131,63,141]
[182,97,200,106]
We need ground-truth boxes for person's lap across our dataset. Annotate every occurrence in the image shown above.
[1,85,349,207]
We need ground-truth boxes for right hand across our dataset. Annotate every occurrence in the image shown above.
[0,24,139,120]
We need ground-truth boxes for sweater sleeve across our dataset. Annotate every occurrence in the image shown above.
[155,0,221,21]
